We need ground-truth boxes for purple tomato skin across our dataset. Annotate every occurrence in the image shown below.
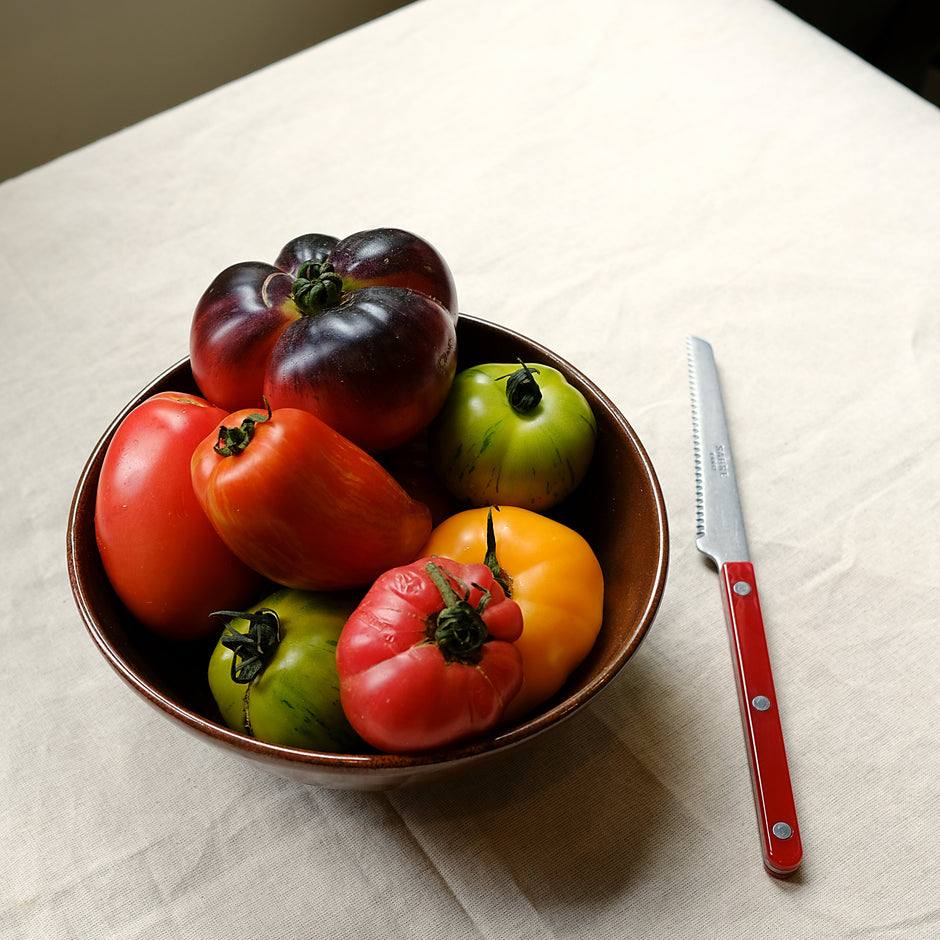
[328,228,458,320]
[263,285,457,453]
[273,233,338,276]
[189,229,459,450]
[190,261,295,412]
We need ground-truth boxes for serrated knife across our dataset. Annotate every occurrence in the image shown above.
[686,335,803,878]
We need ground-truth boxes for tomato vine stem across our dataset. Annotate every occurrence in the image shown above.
[425,562,491,665]
[483,507,513,597]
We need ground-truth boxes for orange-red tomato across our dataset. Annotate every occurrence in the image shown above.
[191,404,432,590]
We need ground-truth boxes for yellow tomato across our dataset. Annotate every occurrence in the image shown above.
[419,506,604,725]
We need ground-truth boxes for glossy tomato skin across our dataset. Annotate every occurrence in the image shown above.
[208,587,365,752]
[273,233,338,276]
[189,228,458,451]
[336,557,523,752]
[190,405,433,590]
[263,285,457,453]
[94,392,267,641]
[328,228,458,319]
[430,362,597,511]
[420,506,604,725]
[190,261,296,412]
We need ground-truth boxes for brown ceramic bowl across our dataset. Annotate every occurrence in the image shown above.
[67,315,668,790]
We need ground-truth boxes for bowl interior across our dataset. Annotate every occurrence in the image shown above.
[67,315,668,788]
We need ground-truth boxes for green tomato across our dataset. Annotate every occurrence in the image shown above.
[208,587,365,752]
[429,361,597,511]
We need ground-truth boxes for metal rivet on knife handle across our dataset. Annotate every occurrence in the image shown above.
[733,581,751,596]
[772,822,793,840]
[751,695,771,711]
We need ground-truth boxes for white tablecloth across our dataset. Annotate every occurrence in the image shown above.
[2,0,938,936]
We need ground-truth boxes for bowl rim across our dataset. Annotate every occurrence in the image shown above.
[67,314,669,777]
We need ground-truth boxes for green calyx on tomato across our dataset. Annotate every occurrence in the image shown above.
[499,360,543,413]
[212,399,271,457]
[290,260,343,313]
[213,607,281,683]
[424,561,492,665]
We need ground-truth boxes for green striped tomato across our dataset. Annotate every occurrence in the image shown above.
[429,361,597,511]
[208,587,365,752]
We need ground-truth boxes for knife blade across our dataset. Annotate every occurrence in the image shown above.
[686,335,803,877]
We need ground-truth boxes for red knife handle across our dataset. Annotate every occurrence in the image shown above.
[720,561,803,877]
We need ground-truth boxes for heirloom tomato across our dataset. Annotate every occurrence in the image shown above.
[190,402,432,590]
[208,588,364,751]
[420,507,604,724]
[189,228,458,452]
[430,360,597,510]
[94,392,266,641]
[336,556,523,752]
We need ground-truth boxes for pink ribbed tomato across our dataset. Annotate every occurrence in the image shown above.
[335,557,523,752]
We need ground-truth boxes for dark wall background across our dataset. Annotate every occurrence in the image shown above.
[0,1,415,181]
[776,0,940,103]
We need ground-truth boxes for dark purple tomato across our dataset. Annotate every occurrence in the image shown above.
[189,228,459,451]
[263,285,456,454]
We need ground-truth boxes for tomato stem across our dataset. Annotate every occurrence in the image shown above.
[424,562,491,665]
[291,259,344,313]
[497,360,542,413]
[483,508,513,597]
[214,399,272,457]
[212,608,281,684]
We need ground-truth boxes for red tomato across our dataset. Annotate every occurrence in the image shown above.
[94,392,267,641]
[190,404,433,590]
[336,556,523,752]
